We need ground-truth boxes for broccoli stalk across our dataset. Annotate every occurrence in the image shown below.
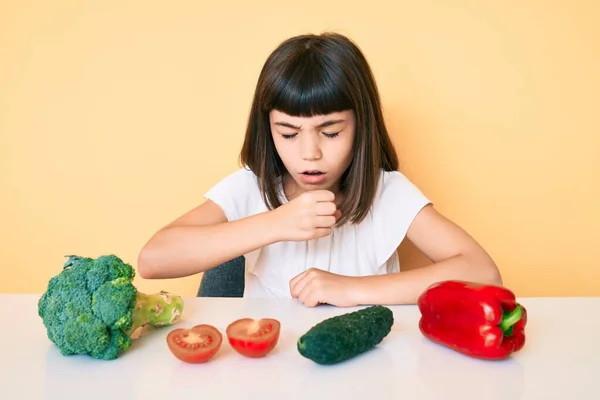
[128,290,184,336]
[38,254,185,360]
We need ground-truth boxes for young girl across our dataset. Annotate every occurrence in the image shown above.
[138,32,502,306]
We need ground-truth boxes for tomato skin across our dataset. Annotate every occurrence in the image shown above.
[166,324,222,363]
[226,318,281,358]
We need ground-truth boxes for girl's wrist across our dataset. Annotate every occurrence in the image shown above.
[350,274,407,306]
[259,208,285,244]
[348,276,374,306]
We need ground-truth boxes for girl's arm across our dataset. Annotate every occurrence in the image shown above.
[355,204,502,304]
[139,187,341,280]
[137,200,279,279]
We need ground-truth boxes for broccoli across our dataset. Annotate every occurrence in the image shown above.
[38,254,184,360]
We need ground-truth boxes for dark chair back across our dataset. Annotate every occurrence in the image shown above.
[197,256,245,297]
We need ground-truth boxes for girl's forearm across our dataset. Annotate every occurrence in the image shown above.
[352,253,502,305]
[137,211,280,279]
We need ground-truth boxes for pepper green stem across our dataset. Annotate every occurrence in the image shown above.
[499,305,522,335]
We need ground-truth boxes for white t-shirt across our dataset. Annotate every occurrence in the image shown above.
[204,167,431,298]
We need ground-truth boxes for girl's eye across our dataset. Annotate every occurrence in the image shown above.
[280,132,339,139]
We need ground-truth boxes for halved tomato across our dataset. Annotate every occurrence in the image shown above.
[166,324,222,363]
[226,318,281,358]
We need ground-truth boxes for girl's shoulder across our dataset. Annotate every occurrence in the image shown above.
[214,166,259,185]
[366,169,432,268]
[203,167,265,221]
[373,169,429,206]
[206,167,264,196]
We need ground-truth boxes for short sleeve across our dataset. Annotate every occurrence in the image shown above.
[372,171,432,267]
[204,168,259,222]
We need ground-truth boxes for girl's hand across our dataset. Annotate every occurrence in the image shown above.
[273,190,341,242]
[289,268,360,307]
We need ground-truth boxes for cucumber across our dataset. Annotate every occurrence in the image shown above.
[297,305,394,365]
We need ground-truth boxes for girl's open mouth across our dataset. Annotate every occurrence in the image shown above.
[300,171,327,184]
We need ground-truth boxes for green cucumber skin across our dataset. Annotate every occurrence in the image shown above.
[297,305,394,365]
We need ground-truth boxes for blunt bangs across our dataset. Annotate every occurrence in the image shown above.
[261,54,353,117]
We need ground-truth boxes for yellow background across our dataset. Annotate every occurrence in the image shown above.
[1,1,598,298]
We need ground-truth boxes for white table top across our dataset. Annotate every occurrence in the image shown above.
[1,294,599,399]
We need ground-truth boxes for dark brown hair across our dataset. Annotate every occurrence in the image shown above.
[240,32,398,225]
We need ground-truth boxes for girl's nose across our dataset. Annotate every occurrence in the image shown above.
[300,135,322,161]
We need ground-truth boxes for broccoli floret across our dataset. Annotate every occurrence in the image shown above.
[38,254,184,360]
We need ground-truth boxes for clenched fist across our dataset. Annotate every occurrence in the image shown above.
[272,190,341,242]
[289,267,361,307]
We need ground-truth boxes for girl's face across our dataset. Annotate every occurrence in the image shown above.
[269,109,355,200]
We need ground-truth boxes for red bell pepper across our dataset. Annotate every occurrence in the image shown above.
[417,280,527,360]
